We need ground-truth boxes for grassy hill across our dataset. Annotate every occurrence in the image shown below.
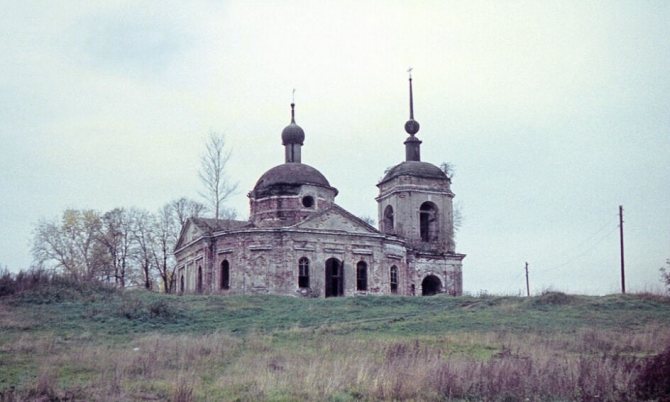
[1,278,670,401]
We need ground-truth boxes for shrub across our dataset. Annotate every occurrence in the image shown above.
[661,259,670,294]
[114,294,183,322]
[148,299,180,319]
[635,344,670,401]
[0,267,15,297]
[1,268,118,303]
[533,291,576,306]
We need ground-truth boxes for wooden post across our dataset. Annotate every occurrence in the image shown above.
[619,205,625,294]
[525,262,530,297]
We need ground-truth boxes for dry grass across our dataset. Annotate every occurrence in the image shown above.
[2,325,669,401]
[2,283,669,400]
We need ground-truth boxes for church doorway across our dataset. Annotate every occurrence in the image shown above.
[421,275,442,296]
[325,258,344,297]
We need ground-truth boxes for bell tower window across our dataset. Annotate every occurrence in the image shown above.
[383,205,394,233]
[419,202,438,242]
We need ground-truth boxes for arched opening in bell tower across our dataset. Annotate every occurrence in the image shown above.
[419,202,438,242]
[383,205,394,233]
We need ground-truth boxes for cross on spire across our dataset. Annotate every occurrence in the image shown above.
[290,89,296,123]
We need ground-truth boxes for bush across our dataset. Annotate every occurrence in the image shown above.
[0,267,15,296]
[661,259,670,294]
[532,291,576,306]
[115,294,182,321]
[0,268,117,303]
[635,344,670,401]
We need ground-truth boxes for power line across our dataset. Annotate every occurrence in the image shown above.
[535,225,619,274]
[534,216,616,267]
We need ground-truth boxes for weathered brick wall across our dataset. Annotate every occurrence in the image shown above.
[205,229,410,296]
[250,184,336,227]
[377,175,456,254]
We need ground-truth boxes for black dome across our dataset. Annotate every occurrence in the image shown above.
[379,161,448,184]
[281,123,305,145]
[252,163,335,197]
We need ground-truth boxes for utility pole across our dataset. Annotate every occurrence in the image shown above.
[619,205,626,294]
[525,262,530,297]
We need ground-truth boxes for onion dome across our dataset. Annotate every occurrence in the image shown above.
[281,103,305,145]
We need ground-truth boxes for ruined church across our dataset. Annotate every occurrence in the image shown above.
[174,77,465,297]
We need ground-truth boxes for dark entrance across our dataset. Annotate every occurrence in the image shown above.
[325,258,344,297]
[421,275,442,296]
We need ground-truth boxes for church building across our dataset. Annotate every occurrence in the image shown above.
[174,77,465,297]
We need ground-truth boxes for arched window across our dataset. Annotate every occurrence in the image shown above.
[419,202,438,242]
[390,265,398,294]
[197,266,203,294]
[356,261,368,291]
[180,274,184,294]
[383,205,394,233]
[220,260,230,290]
[298,257,310,288]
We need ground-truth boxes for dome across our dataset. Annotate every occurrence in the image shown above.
[379,161,448,184]
[281,123,305,145]
[252,163,335,197]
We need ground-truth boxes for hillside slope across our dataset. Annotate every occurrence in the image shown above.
[1,281,670,401]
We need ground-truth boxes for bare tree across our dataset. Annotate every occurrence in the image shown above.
[170,197,206,233]
[199,133,238,219]
[153,204,177,293]
[359,215,376,227]
[98,208,135,288]
[440,162,455,180]
[130,208,156,290]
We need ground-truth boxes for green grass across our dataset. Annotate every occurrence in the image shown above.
[1,283,670,401]
[4,287,670,339]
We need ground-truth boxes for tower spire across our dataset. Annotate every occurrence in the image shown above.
[404,68,420,136]
[409,68,415,120]
[404,68,422,161]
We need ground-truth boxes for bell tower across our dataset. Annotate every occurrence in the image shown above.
[376,71,456,254]
[376,71,465,296]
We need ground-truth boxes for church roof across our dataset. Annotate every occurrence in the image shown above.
[190,217,250,233]
[378,161,448,185]
[251,163,337,197]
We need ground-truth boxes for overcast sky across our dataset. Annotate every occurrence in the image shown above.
[1,1,669,295]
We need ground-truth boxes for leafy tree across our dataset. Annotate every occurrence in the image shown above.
[32,209,104,281]
[199,133,238,220]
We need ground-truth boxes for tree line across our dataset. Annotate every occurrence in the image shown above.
[31,198,206,292]
[29,133,238,292]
